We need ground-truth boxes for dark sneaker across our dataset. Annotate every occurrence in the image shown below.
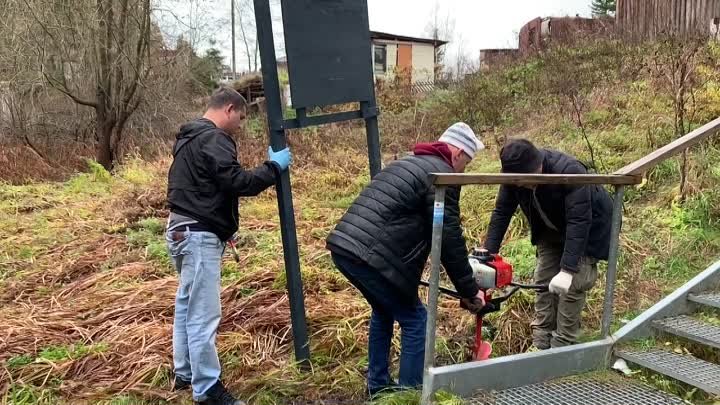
[195,381,246,405]
[173,375,191,391]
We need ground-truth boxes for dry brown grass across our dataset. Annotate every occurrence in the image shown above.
[1,109,719,404]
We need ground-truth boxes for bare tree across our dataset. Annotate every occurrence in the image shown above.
[424,1,455,80]
[155,0,226,51]
[537,40,625,172]
[235,0,259,72]
[452,34,477,80]
[13,0,155,170]
[648,35,707,200]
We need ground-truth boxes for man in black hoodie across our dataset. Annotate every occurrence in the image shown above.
[484,139,613,350]
[166,87,291,405]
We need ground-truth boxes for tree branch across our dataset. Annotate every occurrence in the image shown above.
[41,71,97,108]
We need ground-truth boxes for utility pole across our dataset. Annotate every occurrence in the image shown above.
[231,0,237,80]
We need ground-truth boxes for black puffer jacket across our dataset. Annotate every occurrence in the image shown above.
[484,149,613,272]
[167,118,278,241]
[326,154,479,304]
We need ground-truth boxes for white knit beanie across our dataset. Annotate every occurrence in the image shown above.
[438,122,484,159]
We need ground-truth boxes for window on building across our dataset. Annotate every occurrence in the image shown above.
[374,44,387,74]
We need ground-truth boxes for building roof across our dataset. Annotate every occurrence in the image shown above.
[370,30,448,47]
[480,48,519,52]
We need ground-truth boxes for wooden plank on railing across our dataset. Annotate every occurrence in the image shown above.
[431,173,642,186]
[615,117,720,175]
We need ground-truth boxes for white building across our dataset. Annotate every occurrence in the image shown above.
[370,31,447,84]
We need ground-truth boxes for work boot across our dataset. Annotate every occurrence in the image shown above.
[195,380,246,405]
[172,375,191,391]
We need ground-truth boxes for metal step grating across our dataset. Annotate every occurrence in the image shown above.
[616,348,720,395]
[652,315,720,349]
[468,379,686,405]
[689,291,720,309]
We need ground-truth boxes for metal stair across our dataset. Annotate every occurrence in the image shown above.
[469,378,687,405]
[423,261,720,405]
[616,348,720,395]
[689,291,720,309]
[652,315,720,349]
[615,289,720,397]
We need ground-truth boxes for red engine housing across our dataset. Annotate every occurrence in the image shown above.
[488,255,513,289]
[473,249,514,290]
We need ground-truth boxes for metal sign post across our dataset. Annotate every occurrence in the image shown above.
[254,0,311,367]
[253,0,381,366]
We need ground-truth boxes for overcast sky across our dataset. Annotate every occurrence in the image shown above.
[369,0,592,64]
[157,0,595,72]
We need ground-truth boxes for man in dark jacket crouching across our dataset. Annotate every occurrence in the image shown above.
[326,122,487,395]
[484,139,613,350]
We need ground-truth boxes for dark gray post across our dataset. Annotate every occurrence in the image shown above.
[601,185,625,337]
[421,186,446,405]
[254,0,310,366]
[361,101,381,177]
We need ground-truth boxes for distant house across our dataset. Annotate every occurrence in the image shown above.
[616,0,720,39]
[277,31,446,95]
[219,65,235,83]
[370,31,448,84]
[519,16,614,55]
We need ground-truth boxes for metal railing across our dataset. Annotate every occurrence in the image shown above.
[420,116,720,404]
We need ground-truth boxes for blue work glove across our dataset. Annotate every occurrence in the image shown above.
[268,146,292,171]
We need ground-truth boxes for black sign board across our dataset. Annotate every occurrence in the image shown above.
[254,0,382,367]
[281,0,374,108]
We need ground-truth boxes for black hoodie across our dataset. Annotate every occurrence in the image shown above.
[484,149,614,272]
[167,118,278,241]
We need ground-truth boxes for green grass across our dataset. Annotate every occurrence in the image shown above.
[6,354,34,368]
[695,310,720,327]
[370,390,421,405]
[64,160,113,196]
[5,384,59,405]
[38,342,109,362]
[94,395,174,405]
[6,39,720,404]
[126,217,172,269]
[621,337,657,351]
[118,158,156,186]
[498,239,536,280]
[369,389,466,405]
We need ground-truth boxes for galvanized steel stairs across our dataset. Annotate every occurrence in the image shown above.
[615,290,720,396]
[426,263,720,405]
[469,379,687,405]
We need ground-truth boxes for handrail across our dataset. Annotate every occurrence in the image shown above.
[421,117,720,405]
[429,116,720,186]
[615,116,720,175]
[431,173,641,186]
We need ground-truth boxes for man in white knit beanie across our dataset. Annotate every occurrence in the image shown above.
[326,122,486,395]
[437,122,485,169]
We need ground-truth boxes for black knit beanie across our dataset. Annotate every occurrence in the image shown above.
[500,139,543,173]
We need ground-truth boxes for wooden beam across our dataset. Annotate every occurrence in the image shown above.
[431,173,642,186]
[615,116,720,175]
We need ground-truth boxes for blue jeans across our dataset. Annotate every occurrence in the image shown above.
[166,229,224,401]
[331,253,427,392]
